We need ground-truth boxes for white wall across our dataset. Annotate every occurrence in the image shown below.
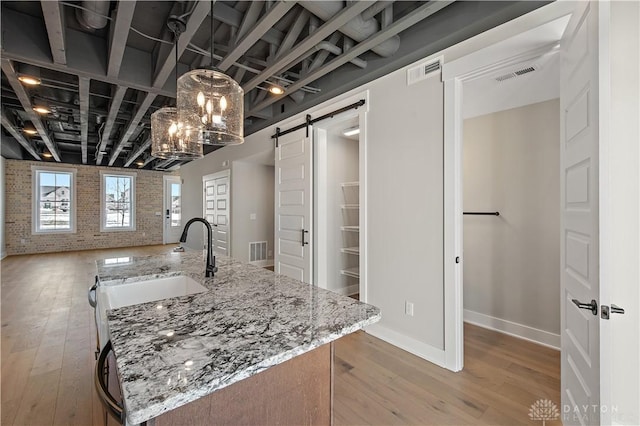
[462,99,560,347]
[1,156,5,259]
[606,1,639,423]
[230,161,274,264]
[179,1,583,365]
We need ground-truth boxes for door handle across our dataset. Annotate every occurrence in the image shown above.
[610,304,625,314]
[572,299,598,316]
[301,229,309,247]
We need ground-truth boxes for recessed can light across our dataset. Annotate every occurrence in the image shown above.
[18,75,41,86]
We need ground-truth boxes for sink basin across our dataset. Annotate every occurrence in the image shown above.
[100,275,208,310]
[95,275,207,348]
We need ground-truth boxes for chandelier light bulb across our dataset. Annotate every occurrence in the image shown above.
[168,122,178,135]
[220,96,227,111]
[197,92,205,107]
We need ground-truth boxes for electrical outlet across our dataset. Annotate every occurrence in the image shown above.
[405,301,414,316]
[250,213,256,220]
[268,250,273,257]
[21,238,26,245]
[142,232,146,237]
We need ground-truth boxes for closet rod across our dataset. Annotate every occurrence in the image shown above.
[463,212,500,216]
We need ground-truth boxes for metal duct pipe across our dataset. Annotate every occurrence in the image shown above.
[76,1,110,30]
[315,42,367,69]
[300,1,400,57]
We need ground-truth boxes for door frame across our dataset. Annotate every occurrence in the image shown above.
[202,169,231,255]
[314,109,364,298]
[271,91,369,300]
[442,3,612,416]
[163,175,181,244]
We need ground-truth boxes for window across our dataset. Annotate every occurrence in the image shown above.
[32,167,77,233]
[100,171,136,231]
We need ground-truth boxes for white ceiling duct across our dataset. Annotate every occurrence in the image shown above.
[300,1,400,57]
[76,1,110,30]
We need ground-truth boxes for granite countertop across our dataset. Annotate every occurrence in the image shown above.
[96,251,380,425]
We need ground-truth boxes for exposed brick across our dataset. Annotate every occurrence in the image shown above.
[5,160,173,255]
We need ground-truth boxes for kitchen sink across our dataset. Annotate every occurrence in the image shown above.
[99,275,208,310]
[95,275,208,348]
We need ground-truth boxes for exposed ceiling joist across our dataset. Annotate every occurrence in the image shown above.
[96,85,127,165]
[0,112,42,160]
[108,92,156,166]
[124,137,151,167]
[274,8,309,59]
[108,1,137,78]
[218,1,296,72]
[41,1,67,65]
[152,0,211,88]
[78,77,90,164]
[242,0,374,93]
[212,2,285,46]
[0,8,174,99]
[235,1,263,42]
[142,154,155,167]
[111,0,213,167]
[248,1,454,116]
[1,59,61,161]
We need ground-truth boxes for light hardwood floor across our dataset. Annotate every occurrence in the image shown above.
[2,246,560,425]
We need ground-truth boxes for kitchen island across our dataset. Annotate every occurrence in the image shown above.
[96,251,380,425]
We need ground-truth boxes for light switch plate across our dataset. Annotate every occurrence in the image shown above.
[250,213,256,220]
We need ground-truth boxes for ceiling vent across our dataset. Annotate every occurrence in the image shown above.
[495,65,538,82]
[407,57,442,85]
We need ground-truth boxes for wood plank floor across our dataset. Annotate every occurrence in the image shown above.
[2,246,560,425]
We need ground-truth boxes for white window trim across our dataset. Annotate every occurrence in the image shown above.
[32,165,77,234]
[100,171,137,232]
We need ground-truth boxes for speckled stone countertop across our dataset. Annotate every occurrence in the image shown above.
[96,251,380,425]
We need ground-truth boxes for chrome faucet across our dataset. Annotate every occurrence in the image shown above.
[180,218,218,277]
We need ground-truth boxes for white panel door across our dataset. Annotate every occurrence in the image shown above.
[203,171,230,256]
[560,2,600,424]
[275,128,312,283]
[163,176,182,244]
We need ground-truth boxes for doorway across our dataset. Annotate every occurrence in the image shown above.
[273,93,369,300]
[314,114,361,300]
[163,175,182,244]
[444,3,607,423]
[202,170,230,256]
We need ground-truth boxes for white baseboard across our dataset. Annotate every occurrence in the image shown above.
[464,309,560,350]
[250,259,274,267]
[365,323,447,368]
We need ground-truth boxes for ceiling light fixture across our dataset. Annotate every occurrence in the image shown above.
[23,121,37,135]
[151,16,203,160]
[33,106,52,114]
[269,84,285,95]
[176,0,244,146]
[343,127,360,137]
[18,75,41,86]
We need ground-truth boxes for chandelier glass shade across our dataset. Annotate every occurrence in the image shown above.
[150,107,203,160]
[177,68,244,145]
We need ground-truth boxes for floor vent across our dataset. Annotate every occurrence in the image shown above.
[250,241,267,262]
[407,57,442,85]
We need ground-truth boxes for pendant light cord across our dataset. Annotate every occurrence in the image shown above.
[210,0,214,68]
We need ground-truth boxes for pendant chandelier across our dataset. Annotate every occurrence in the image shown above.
[177,0,244,146]
[151,17,203,160]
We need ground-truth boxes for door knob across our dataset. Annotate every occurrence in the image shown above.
[572,298,598,316]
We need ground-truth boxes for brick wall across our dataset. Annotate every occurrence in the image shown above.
[4,160,171,255]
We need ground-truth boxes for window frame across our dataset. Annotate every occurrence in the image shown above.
[32,166,77,234]
[100,171,137,232]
